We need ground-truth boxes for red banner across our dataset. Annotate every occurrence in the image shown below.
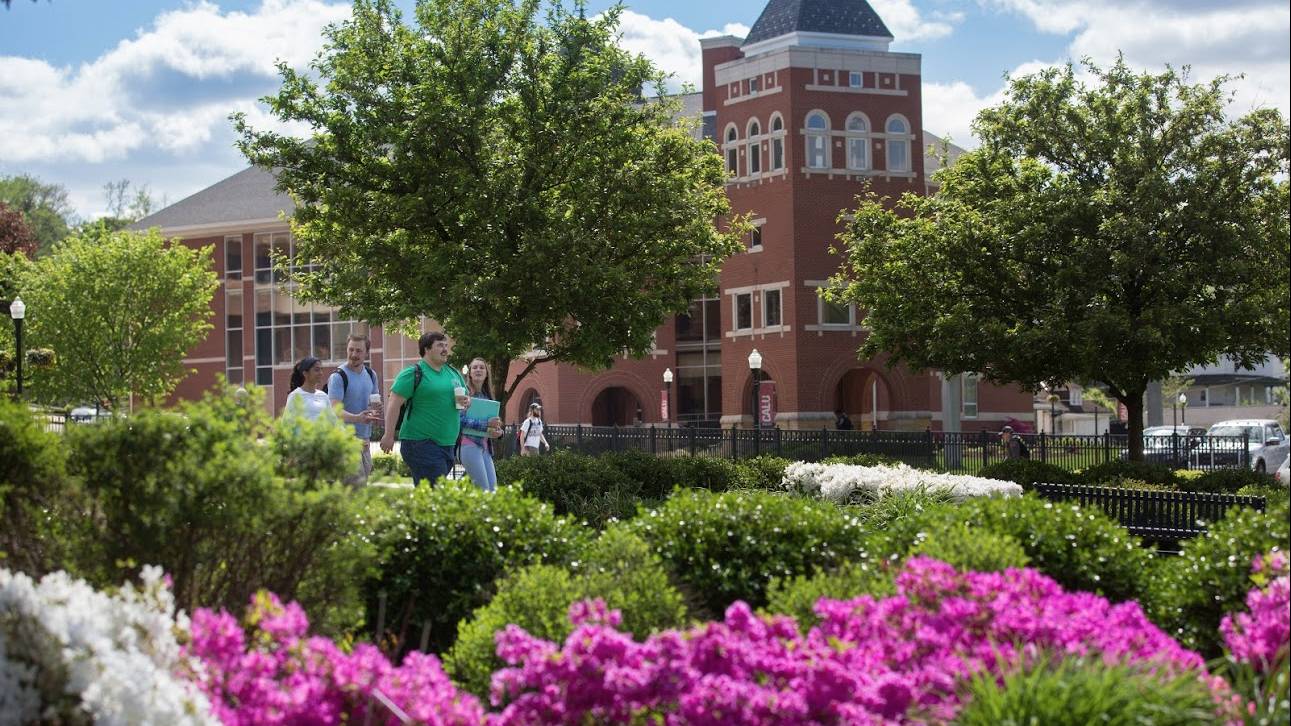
[758,381,776,427]
[661,390,669,422]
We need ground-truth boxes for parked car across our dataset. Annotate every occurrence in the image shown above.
[1139,425,1207,466]
[68,405,114,424]
[1192,419,1290,473]
[1276,457,1289,487]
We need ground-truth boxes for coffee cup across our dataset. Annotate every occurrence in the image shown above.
[368,393,382,412]
[454,386,468,410]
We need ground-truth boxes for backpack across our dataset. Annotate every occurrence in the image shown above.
[327,364,377,396]
[394,364,424,436]
[1016,436,1031,460]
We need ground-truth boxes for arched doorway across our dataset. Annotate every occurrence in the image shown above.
[591,386,643,426]
[835,369,889,431]
[517,388,542,420]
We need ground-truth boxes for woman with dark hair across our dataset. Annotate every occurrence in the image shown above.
[284,356,334,421]
[458,357,503,492]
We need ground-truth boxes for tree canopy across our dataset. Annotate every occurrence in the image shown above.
[829,58,1289,458]
[236,0,744,417]
[19,226,218,409]
[0,174,75,256]
[0,202,38,257]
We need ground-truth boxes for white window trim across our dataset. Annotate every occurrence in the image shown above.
[961,373,979,419]
[804,110,830,170]
[885,114,913,173]
[746,118,762,176]
[732,291,754,332]
[761,287,784,330]
[844,112,871,171]
[749,217,766,253]
[849,71,862,88]
[769,113,786,171]
[803,280,863,333]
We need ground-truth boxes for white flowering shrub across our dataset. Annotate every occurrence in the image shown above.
[0,566,216,726]
[782,461,1022,503]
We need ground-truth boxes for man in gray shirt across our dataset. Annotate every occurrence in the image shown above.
[328,333,381,485]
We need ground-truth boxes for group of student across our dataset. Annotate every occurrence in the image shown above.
[284,331,550,490]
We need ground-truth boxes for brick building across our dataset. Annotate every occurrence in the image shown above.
[137,0,1033,432]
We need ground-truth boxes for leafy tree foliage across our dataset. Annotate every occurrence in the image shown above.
[236,0,744,417]
[0,174,74,256]
[830,58,1289,459]
[0,202,38,256]
[19,225,218,408]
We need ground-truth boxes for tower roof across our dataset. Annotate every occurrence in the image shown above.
[744,0,893,47]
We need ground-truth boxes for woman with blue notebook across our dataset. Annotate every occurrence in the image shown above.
[458,357,503,492]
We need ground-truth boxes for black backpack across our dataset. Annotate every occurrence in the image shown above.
[394,365,424,436]
[325,364,377,396]
[1016,436,1031,459]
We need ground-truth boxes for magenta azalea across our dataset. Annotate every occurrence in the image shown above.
[1221,552,1290,673]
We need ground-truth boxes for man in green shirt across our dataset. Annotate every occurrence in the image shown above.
[380,331,469,485]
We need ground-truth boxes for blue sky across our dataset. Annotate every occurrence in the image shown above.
[2,0,1287,218]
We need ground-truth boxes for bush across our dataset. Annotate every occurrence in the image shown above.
[906,520,1030,573]
[732,456,793,491]
[1145,498,1290,657]
[1237,484,1290,508]
[443,527,687,697]
[495,450,637,526]
[1184,467,1278,494]
[629,488,868,616]
[978,459,1076,489]
[0,399,72,575]
[763,559,895,627]
[366,479,590,654]
[64,387,378,630]
[954,654,1220,726]
[270,407,359,486]
[1078,459,1179,488]
[821,453,902,467]
[371,452,410,478]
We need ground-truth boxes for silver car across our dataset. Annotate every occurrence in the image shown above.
[1195,419,1290,473]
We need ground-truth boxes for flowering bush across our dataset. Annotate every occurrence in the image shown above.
[0,565,216,725]
[783,461,1022,504]
[1222,552,1289,673]
[489,557,1206,724]
[185,591,484,726]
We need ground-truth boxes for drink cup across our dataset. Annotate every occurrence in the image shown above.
[368,393,382,413]
[454,386,468,410]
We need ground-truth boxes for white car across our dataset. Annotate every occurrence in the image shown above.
[1276,457,1289,487]
[1195,419,1290,474]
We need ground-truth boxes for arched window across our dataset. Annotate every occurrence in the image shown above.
[805,111,829,169]
[885,115,910,172]
[845,113,870,171]
[725,126,739,176]
[770,115,785,170]
[747,119,761,175]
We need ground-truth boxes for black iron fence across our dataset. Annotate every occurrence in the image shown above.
[1031,482,1266,544]
[495,425,1257,474]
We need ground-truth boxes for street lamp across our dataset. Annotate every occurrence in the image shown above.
[662,367,673,426]
[748,348,762,431]
[1178,392,1188,425]
[9,297,24,400]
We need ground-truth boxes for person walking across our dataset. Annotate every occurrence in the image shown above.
[1001,425,1029,460]
[834,409,854,430]
[327,334,382,486]
[458,357,503,492]
[519,402,549,456]
[284,357,336,421]
[379,332,470,486]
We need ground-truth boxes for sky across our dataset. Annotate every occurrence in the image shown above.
[1,0,1288,219]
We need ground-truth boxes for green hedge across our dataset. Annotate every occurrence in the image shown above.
[1180,467,1278,494]
[1145,498,1290,657]
[978,459,1076,489]
[1077,460,1179,488]
[0,399,72,576]
[371,452,410,479]
[366,479,590,654]
[443,527,687,697]
[629,488,869,616]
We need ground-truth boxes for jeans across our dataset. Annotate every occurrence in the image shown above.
[458,440,497,492]
[400,439,456,487]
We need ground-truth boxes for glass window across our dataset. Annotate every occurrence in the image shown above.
[226,330,243,369]
[749,76,760,93]
[704,299,721,342]
[271,233,291,282]
[735,293,752,330]
[764,289,781,327]
[224,235,242,280]
[822,299,850,325]
[848,138,868,170]
[805,113,829,169]
[254,234,273,283]
[962,374,979,418]
[849,72,862,88]
[750,226,763,249]
[225,289,243,330]
[771,116,784,170]
[675,300,703,343]
[806,112,827,130]
[886,116,910,172]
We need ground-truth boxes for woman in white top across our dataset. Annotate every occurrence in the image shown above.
[519,402,549,456]
[284,356,336,421]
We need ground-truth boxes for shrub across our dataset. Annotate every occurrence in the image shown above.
[64,387,378,629]
[764,559,896,627]
[978,459,1076,489]
[495,450,636,526]
[733,455,793,491]
[0,398,72,575]
[1237,484,1290,508]
[371,452,410,478]
[629,488,868,616]
[1185,467,1278,494]
[1078,459,1179,488]
[906,520,1030,573]
[821,452,902,467]
[662,454,751,494]
[443,527,687,697]
[269,406,359,486]
[1146,498,1290,657]
[365,479,590,654]
[954,654,1220,726]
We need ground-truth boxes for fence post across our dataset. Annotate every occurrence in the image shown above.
[754,424,761,458]
[980,429,990,468]
[730,426,738,461]
[821,427,829,461]
[1102,431,1109,463]
[650,425,657,455]
[576,423,583,453]
[612,425,619,453]
[776,427,783,457]
[689,426,697,457]
[1241,431,1250,469]
[1039,431,1048,464]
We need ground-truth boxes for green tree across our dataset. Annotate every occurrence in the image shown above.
[829,58,1289,460]
[93,179,163,232]
[235,0,744,418]
[19,225,218,409]
[0,202,38,256]
[1080,385,1118,436]
[0,174,75,256]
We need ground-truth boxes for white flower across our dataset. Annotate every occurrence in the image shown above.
[781,461,1022,503]
[0,567,217,726]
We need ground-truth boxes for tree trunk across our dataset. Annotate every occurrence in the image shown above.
[491,356,513,424]
[1122,389,1146,461]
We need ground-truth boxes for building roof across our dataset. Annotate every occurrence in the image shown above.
[744,0,893,47]
[131,164,293,233]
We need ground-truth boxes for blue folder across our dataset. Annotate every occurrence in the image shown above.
[462,398,501,438]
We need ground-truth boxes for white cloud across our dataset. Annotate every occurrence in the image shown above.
[614,11,750,91]
[872,0,959,43]
[0,0,349,166]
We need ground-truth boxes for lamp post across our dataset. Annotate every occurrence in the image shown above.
[748,348,762,456]
[10,297,25,400]
[1178,392,1187,425]
[662,367,673,426]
